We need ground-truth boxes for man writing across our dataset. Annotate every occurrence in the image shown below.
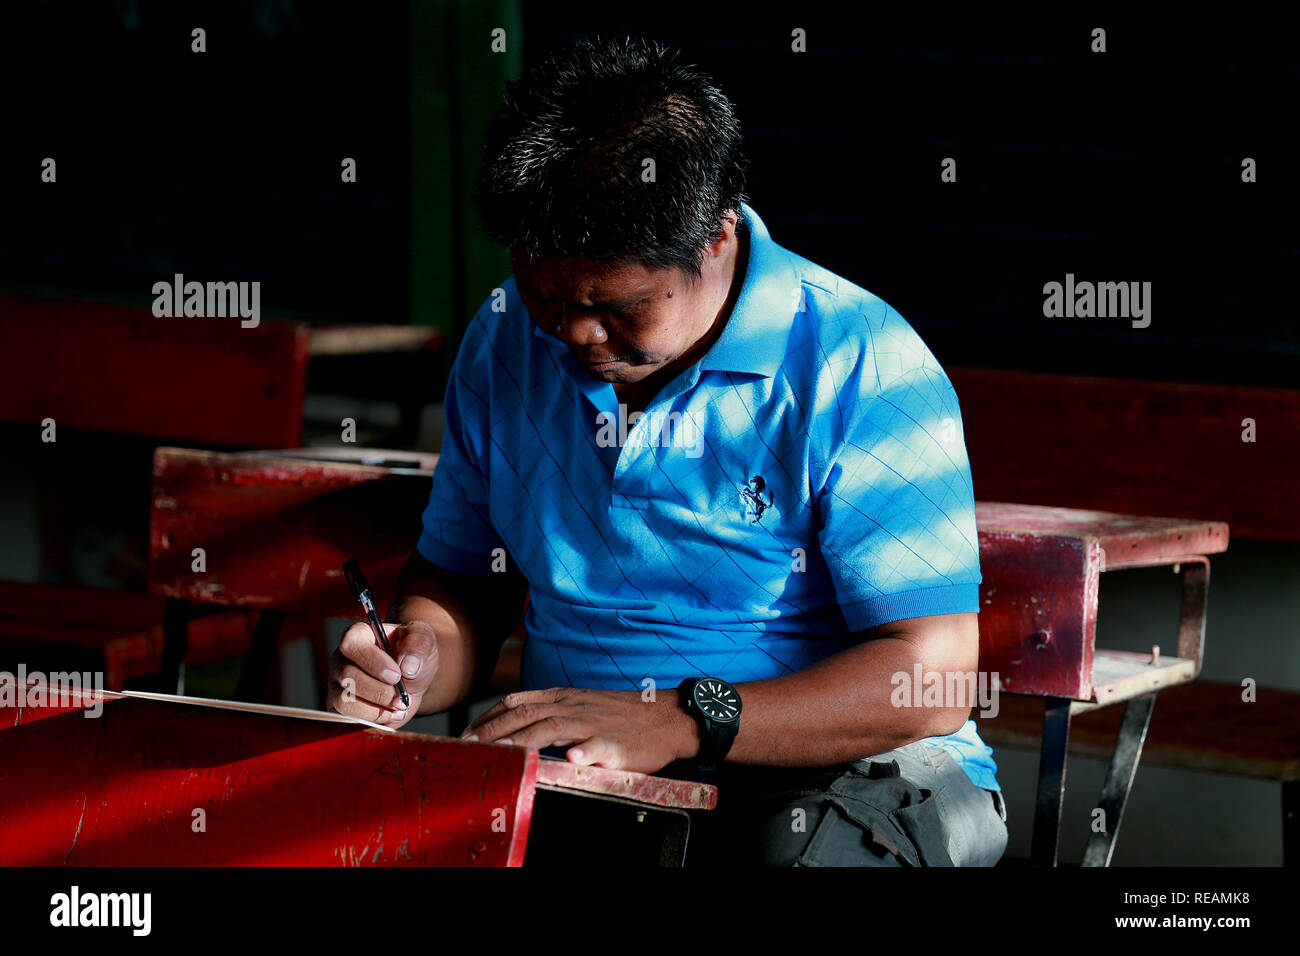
[328,36,1006,867]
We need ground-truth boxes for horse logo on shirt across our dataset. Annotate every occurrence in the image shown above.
[741,475,773,524]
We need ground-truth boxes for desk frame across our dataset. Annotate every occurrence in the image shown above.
[1025,556,1213,866]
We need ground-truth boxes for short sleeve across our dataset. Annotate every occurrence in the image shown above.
[817,355,982,632]
[416,319,507,575]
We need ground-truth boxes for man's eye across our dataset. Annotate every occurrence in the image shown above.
[522,295,556,319]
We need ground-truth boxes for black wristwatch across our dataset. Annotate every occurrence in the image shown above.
[678,677,742,772]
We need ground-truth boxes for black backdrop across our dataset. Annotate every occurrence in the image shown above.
[2,3,1295,387]
[524,7,1298,387]
[0,1,410,322]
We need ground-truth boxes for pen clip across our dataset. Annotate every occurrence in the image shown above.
[342,557,370,604]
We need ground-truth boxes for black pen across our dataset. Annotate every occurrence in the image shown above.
[342,557,410,708]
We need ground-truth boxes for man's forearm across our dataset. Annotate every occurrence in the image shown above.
[706,613,980,767]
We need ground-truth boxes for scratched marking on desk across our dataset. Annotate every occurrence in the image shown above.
[65,793,88,864]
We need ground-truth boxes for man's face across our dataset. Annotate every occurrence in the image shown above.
[509,247,723,386]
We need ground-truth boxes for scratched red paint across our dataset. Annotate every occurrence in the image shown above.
[975,503,1227,699]
[0,688,536,866]
[0,294,308,447]
[149,448,439,616]
[951,365,1294,541]
[536,760,717,810]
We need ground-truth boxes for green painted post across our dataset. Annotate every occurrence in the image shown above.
[454,0,522,340]
[410,0,521,350]
[409,0,454,336]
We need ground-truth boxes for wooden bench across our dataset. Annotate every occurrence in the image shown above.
[0,291,443,448]
[0,292,311,448]
[951,367,1300,542]
[0,581,257,691]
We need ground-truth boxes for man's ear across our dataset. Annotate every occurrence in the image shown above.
[706,210,740,258]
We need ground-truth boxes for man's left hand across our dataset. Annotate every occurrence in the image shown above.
[460,687,699,774]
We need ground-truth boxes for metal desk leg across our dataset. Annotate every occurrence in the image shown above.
[1176,558,1211,675]
[1082,693,1156,867]
[448,702,471,737]
[158,597,190,695]
[656,806,692,867]
[235,610,286,702]
[1032,696,1072,867]
[1285,781,1297,867]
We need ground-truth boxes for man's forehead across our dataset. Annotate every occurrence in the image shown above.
[510,249,666,297]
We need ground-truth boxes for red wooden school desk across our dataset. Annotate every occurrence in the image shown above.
[976,502,1230,866]
[0,682,715,866]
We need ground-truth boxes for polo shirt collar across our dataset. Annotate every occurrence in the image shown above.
[697,202,796,378]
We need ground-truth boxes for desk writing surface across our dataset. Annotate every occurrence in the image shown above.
[148,446,438,615]
[0,682,535,866]
[977,501,1229,570]
[0,682,717,865]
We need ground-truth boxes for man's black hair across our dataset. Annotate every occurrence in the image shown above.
[473,35,749,280]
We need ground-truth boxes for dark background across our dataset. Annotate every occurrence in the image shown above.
[1,1,411,321]
[2,3,1295,385]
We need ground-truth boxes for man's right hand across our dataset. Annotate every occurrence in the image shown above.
[326,619,439,728]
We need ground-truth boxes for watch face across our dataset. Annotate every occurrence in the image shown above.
[692,678,741,723]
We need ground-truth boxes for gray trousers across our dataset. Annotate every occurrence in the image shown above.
[683,740,1008,867]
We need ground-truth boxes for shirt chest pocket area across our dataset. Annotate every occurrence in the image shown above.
[611,443,806,554]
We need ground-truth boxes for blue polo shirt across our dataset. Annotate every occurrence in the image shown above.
[418,202,999,792]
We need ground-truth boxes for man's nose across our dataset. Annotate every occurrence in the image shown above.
[555,309,608,347]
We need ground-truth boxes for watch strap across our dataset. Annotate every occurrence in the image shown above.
[699,714,738,772]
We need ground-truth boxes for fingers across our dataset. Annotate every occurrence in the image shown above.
[337,621,403,684]
[566,736,623,769]
[464,687,568,737]
[466,704,576,747]
[328,648,408,715]
[496,715,585,750]
[344,694,406,726]
[388,619,439,691]
[328,620,429,722]
[325,654,407,725]
[383,703,418,730]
